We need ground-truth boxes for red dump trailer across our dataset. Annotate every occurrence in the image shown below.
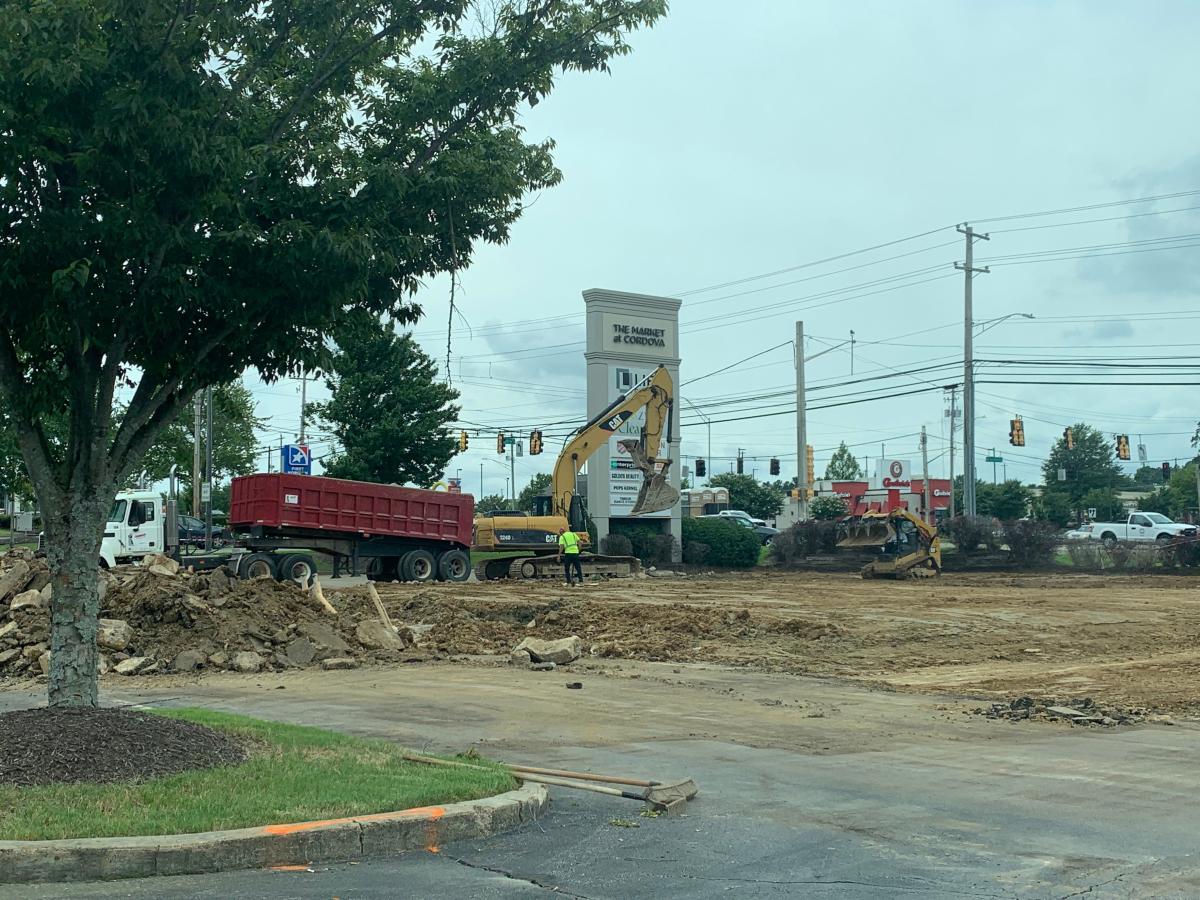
[228,473,474,583]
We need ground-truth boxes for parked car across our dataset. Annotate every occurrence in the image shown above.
[1064,525,1093,541]
[178,514,226,548]
[700,514,779,545]
[1087,513,1196,546]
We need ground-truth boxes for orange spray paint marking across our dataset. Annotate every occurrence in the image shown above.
[263,807,446,836]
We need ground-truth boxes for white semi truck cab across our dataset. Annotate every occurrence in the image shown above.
[100,490,170,568]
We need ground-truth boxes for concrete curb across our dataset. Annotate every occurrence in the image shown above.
[0,782,547,884]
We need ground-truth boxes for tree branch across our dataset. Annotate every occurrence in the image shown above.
[0,330,63,508]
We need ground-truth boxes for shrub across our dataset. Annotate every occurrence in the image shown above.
[682,541,710,566]
[809,495,847,521]
[768,520,841,566]
[600,534,632,557]
[1002,520,1058,568]
[940,515,995,555]
[610,523,672,567]
[1165,535,1200,568]
[681,517,760,568]
[1066,542,1105,569]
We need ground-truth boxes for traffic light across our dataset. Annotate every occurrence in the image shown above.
[496,431,506,454]
[1115,434,1130,461]
[457,430,469,452]
[1009,418,1025,447]
[769,458,780,476]
[1063,427,1075,450]
[529,430,543,455]
[736,454,744,474]
[1162,461,1172,482]
[805,445,815,497]
[694,458,706,477]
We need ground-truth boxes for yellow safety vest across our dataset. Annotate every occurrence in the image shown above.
[558,531,581,554]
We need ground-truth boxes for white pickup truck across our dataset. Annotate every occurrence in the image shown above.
[1088,513,1197,546]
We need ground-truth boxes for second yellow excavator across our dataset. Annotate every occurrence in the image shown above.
[473,366,677,580]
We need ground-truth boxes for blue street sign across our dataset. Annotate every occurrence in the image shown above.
[282,444,311,474]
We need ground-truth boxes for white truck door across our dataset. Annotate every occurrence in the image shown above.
[125,499,162,555]
[1129,514,1150,540]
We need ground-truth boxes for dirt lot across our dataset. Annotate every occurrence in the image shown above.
[371,569,1200,715]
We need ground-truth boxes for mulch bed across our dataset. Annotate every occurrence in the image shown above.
[0,707,247,786]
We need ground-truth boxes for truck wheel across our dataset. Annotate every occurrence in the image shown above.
[437,549,471,582]
[277,553,317,587]
[1156,533,1172,545]
[241,553,277,580]
[401,549,436,583]
[1100,533,1117,548]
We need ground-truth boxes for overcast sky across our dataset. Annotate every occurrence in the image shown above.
[251,0,1200,498]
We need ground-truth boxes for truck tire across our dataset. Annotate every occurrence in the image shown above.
[1156,533,1172,544]
[1100,532,1117,548]
[437,549,471,582]
[277,553,317,587]
[401,549,436,583]
[241,553,278,580]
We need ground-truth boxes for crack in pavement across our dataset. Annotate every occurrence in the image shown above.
[452,856,593,898]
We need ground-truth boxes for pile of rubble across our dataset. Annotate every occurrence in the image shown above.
[0,550,424,679]
[979,696,1174,727]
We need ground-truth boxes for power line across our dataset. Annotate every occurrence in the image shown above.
[973,188,1200,225]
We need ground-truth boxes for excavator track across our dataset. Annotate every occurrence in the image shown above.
[474,553,641,580]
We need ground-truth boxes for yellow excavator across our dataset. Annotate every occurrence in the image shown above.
[473,365,677,580]
[836,507,941,578]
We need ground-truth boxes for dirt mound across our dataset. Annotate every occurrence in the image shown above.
[0,550,421,679]
[0,707,246,785]
[393,591,841,664]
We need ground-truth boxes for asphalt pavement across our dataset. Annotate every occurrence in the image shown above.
[4,678,1200,898]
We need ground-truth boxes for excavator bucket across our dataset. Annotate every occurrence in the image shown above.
[836,517,895,549]
[619,439,679,516]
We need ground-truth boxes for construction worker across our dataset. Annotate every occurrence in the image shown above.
[557,526,582,586]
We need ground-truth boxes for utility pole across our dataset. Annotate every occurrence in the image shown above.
[191,393,203,516]
[955,224,990,518]
[920,426,931,524]
[205,386,214,550]
[991,447,998,484]
[849,330,855,375]
[298,370,307,443]
[947,386,957,518]
[794,321,808,520]
[480,462,484,499]
[509,441,515,502]
[1195,464,1200,524]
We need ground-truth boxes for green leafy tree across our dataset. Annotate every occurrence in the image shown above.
[987,480,1031,521]
[1040,424,1123,522]
[1139,461,1199,520]
[809,494,848,520]
[708,473,784,521]
[1080,487,1123,521]
[135,382,263,492]
[517,473,552,513]
[313,315,460,487]
[1132,465,1162,487]
[0,0,664,707]
[474,494,511,516]
[823,442,863,480]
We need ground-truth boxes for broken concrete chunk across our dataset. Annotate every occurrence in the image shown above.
[1045,706,1088,719]
[38,583,52,604]
[97,619,132,651]
[0,648,20,665]
[114,656,152,676]
[530,661,557,672]
[230,651,262,673]
[283,637,317,667]
[172,649,208,673]
[513,635,582,665]
[321,656,359,671]
[355,619,407,651]
[8,589,41,612]
[0,621,18,640]
[143,553,181,577]
[298,622,351,655]
[0,560,31,601]
[510,649,533,666]
[38,651,50,675]
[207,650,229,669]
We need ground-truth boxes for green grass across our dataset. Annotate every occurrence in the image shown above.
[0,708,515,841]
[758,544,771,565]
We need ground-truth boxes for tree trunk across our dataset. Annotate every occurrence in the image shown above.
[42,487,112,708]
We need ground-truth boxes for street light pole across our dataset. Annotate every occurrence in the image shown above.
[955,224,990,519]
